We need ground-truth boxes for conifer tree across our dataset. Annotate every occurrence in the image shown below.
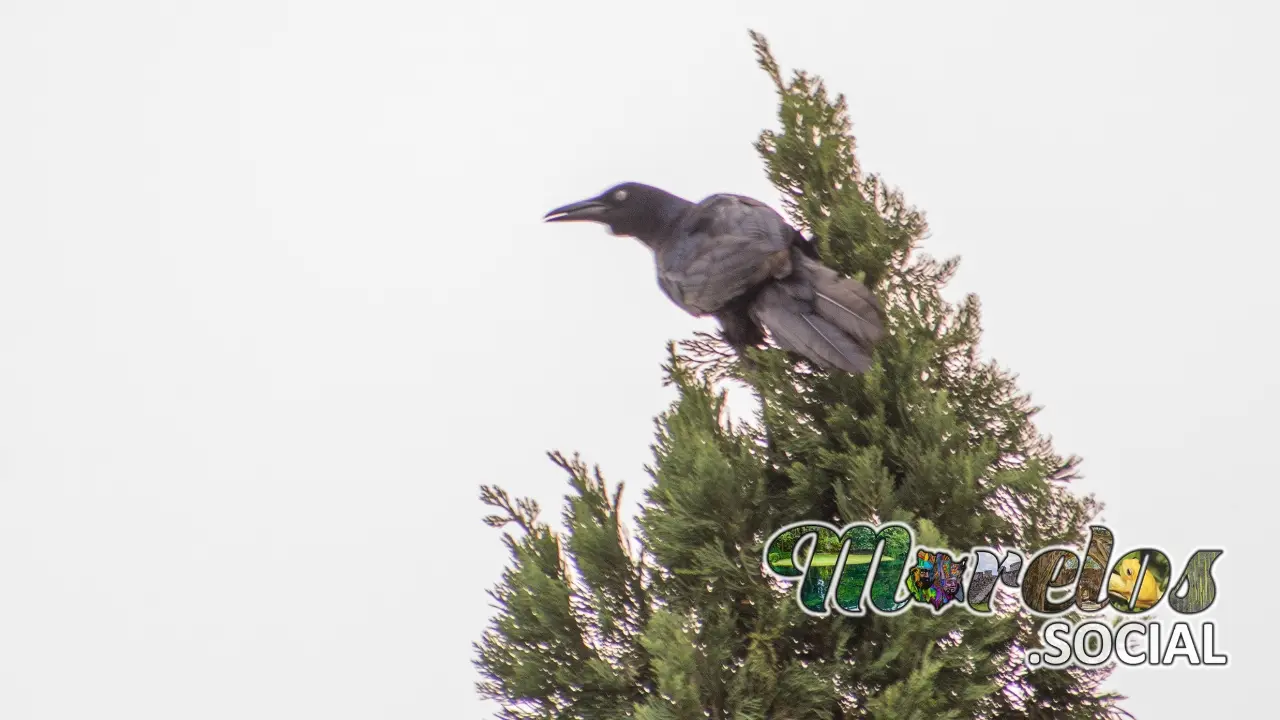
[475,33,1131,719]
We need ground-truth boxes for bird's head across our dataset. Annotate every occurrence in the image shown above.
[543,182,688,244]
[1107,556,1161,610]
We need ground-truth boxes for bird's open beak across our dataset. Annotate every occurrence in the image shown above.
[543,198,607,223]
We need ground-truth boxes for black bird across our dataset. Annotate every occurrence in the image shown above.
[544,183,886,374]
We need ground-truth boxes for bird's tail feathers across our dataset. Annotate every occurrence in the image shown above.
[795,253,884,349]
[748,251,886,374]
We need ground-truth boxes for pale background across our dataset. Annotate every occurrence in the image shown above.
[1,1,1273,718]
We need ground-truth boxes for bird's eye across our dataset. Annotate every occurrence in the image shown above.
[614,189,628,202]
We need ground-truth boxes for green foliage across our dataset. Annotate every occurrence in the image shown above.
[475,32,1130,718]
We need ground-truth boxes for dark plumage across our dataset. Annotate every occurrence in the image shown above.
[544,182,886,374]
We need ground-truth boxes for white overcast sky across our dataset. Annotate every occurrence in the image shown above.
[1,1,1275,718]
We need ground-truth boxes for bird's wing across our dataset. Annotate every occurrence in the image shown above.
[656,194,794,315]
